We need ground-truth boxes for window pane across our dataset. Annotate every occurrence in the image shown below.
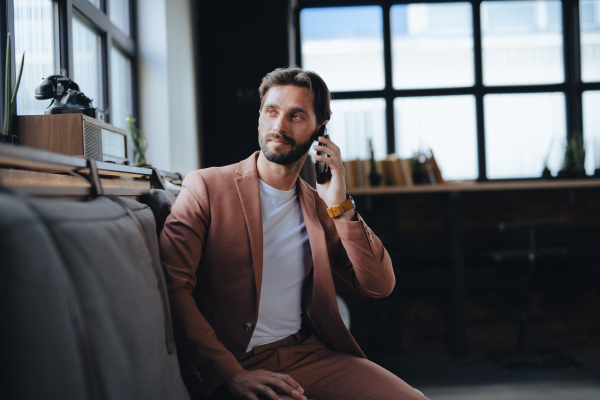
[301,6,384,92]
[110,0,130,35]
[394,96,477,180]
[73,17,103,111]
[110,47,132,130]
[88,0,101,8]
[14,0,56,115]
[391,3,474,89]
[583,91,600,174]
[481,1,564,86]
[581,0,600,82]
[318,99,386,161]
[485,93,565,179]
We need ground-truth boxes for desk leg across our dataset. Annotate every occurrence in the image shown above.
[447,192,469,360]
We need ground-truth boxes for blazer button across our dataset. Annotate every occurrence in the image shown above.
[244,322,253,331]
[190,365,204,385]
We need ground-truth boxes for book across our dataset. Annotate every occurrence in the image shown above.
[346,159,358,188]
[342,161,351,188]
[429,150,445,184]
[355,158,366,188]
[399,158,414,186]
[425,161,438,184]
[391,159,405,186]
[382,159,396,186]
[376,160,388,186]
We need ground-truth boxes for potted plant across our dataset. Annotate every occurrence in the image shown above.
[368,138,381,187]
[594,137,600,178]
[126,113,148,166]
[1,33,24,145]
[558,133,586,179]
[410,152,428,184]
[541,138,554,179]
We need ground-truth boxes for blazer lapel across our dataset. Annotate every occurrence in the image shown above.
[297,179,338,317]
[235,153,264,306]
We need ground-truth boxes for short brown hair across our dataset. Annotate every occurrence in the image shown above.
[258,67,331,126]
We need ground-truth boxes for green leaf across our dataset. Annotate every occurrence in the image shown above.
[11,51,24,109]
[3,34,12,136]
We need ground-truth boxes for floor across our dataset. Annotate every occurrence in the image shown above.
[371,347,600,400]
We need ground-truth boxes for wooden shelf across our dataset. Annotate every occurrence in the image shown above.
[0,142,181,198]
[348,179,600,195]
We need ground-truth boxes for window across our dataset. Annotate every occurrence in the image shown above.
[73,16,103,111]
[297,0,599,180]
[481,1,564,86]
[13,0,58,116]
[395,95,478,180]
[327,98,387,160]
[581,0,600,82]
[583,90,600,174]
[110,46,132,130]
[391,3,474,89]
[2,0,136,130]
[301,6,385,91]
[485,92,566,178]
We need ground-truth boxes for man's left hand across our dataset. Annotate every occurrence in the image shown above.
[312,136,355,221]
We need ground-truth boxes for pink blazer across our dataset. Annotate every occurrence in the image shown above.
[159,152,395,396]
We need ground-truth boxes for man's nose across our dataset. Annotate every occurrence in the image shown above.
[273,115,288,134]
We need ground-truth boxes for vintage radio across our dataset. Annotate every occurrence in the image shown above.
[14,114,130,164]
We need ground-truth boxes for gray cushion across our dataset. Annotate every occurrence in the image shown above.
[0,193,88,399]
[0,192,190,400]
[141,189,178,238]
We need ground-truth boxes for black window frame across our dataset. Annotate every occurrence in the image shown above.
[295,0,600,181]
[1,0,138,129]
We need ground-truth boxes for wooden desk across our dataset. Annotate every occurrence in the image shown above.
[349,179,600,360]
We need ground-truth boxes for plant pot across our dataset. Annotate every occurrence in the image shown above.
[0,134,18,145]
[412,170,427,185]
[541,167,553,179]
[557,169,572,179]
[557,169,587,179]
[369,172,381,187]
[572,169,588,179]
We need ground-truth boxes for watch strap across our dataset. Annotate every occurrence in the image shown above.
[327,198,355,218]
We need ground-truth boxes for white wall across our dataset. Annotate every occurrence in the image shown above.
[165,0,199,176]
[137,0,200,176]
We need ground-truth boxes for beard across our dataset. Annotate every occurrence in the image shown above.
[258,126,319,166]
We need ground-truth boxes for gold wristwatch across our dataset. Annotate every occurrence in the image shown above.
[327,195,356,218]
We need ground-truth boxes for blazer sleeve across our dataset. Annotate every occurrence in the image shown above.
[159,171,244,396]
[330,212,395,298]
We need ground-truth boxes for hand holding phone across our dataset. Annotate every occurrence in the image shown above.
[314,126,331,184]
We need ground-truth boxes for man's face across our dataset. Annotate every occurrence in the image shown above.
[258,85,323,166]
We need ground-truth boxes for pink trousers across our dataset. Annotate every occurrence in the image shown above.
[231,331,430,400]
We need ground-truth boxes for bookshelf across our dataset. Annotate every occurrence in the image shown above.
[348,179,600,196]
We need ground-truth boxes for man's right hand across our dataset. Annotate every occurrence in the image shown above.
[222,369,307,400]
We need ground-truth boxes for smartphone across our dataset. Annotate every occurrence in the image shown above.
[314,126,331,184]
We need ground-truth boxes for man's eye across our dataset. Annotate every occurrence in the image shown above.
[267,109,274,114]
[292,114,301,119]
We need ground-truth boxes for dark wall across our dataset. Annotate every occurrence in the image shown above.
[194,1,292,168]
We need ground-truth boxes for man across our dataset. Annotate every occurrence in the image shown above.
[159,67,428,400]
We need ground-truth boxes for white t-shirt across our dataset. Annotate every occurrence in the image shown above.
[247,180,313,351]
